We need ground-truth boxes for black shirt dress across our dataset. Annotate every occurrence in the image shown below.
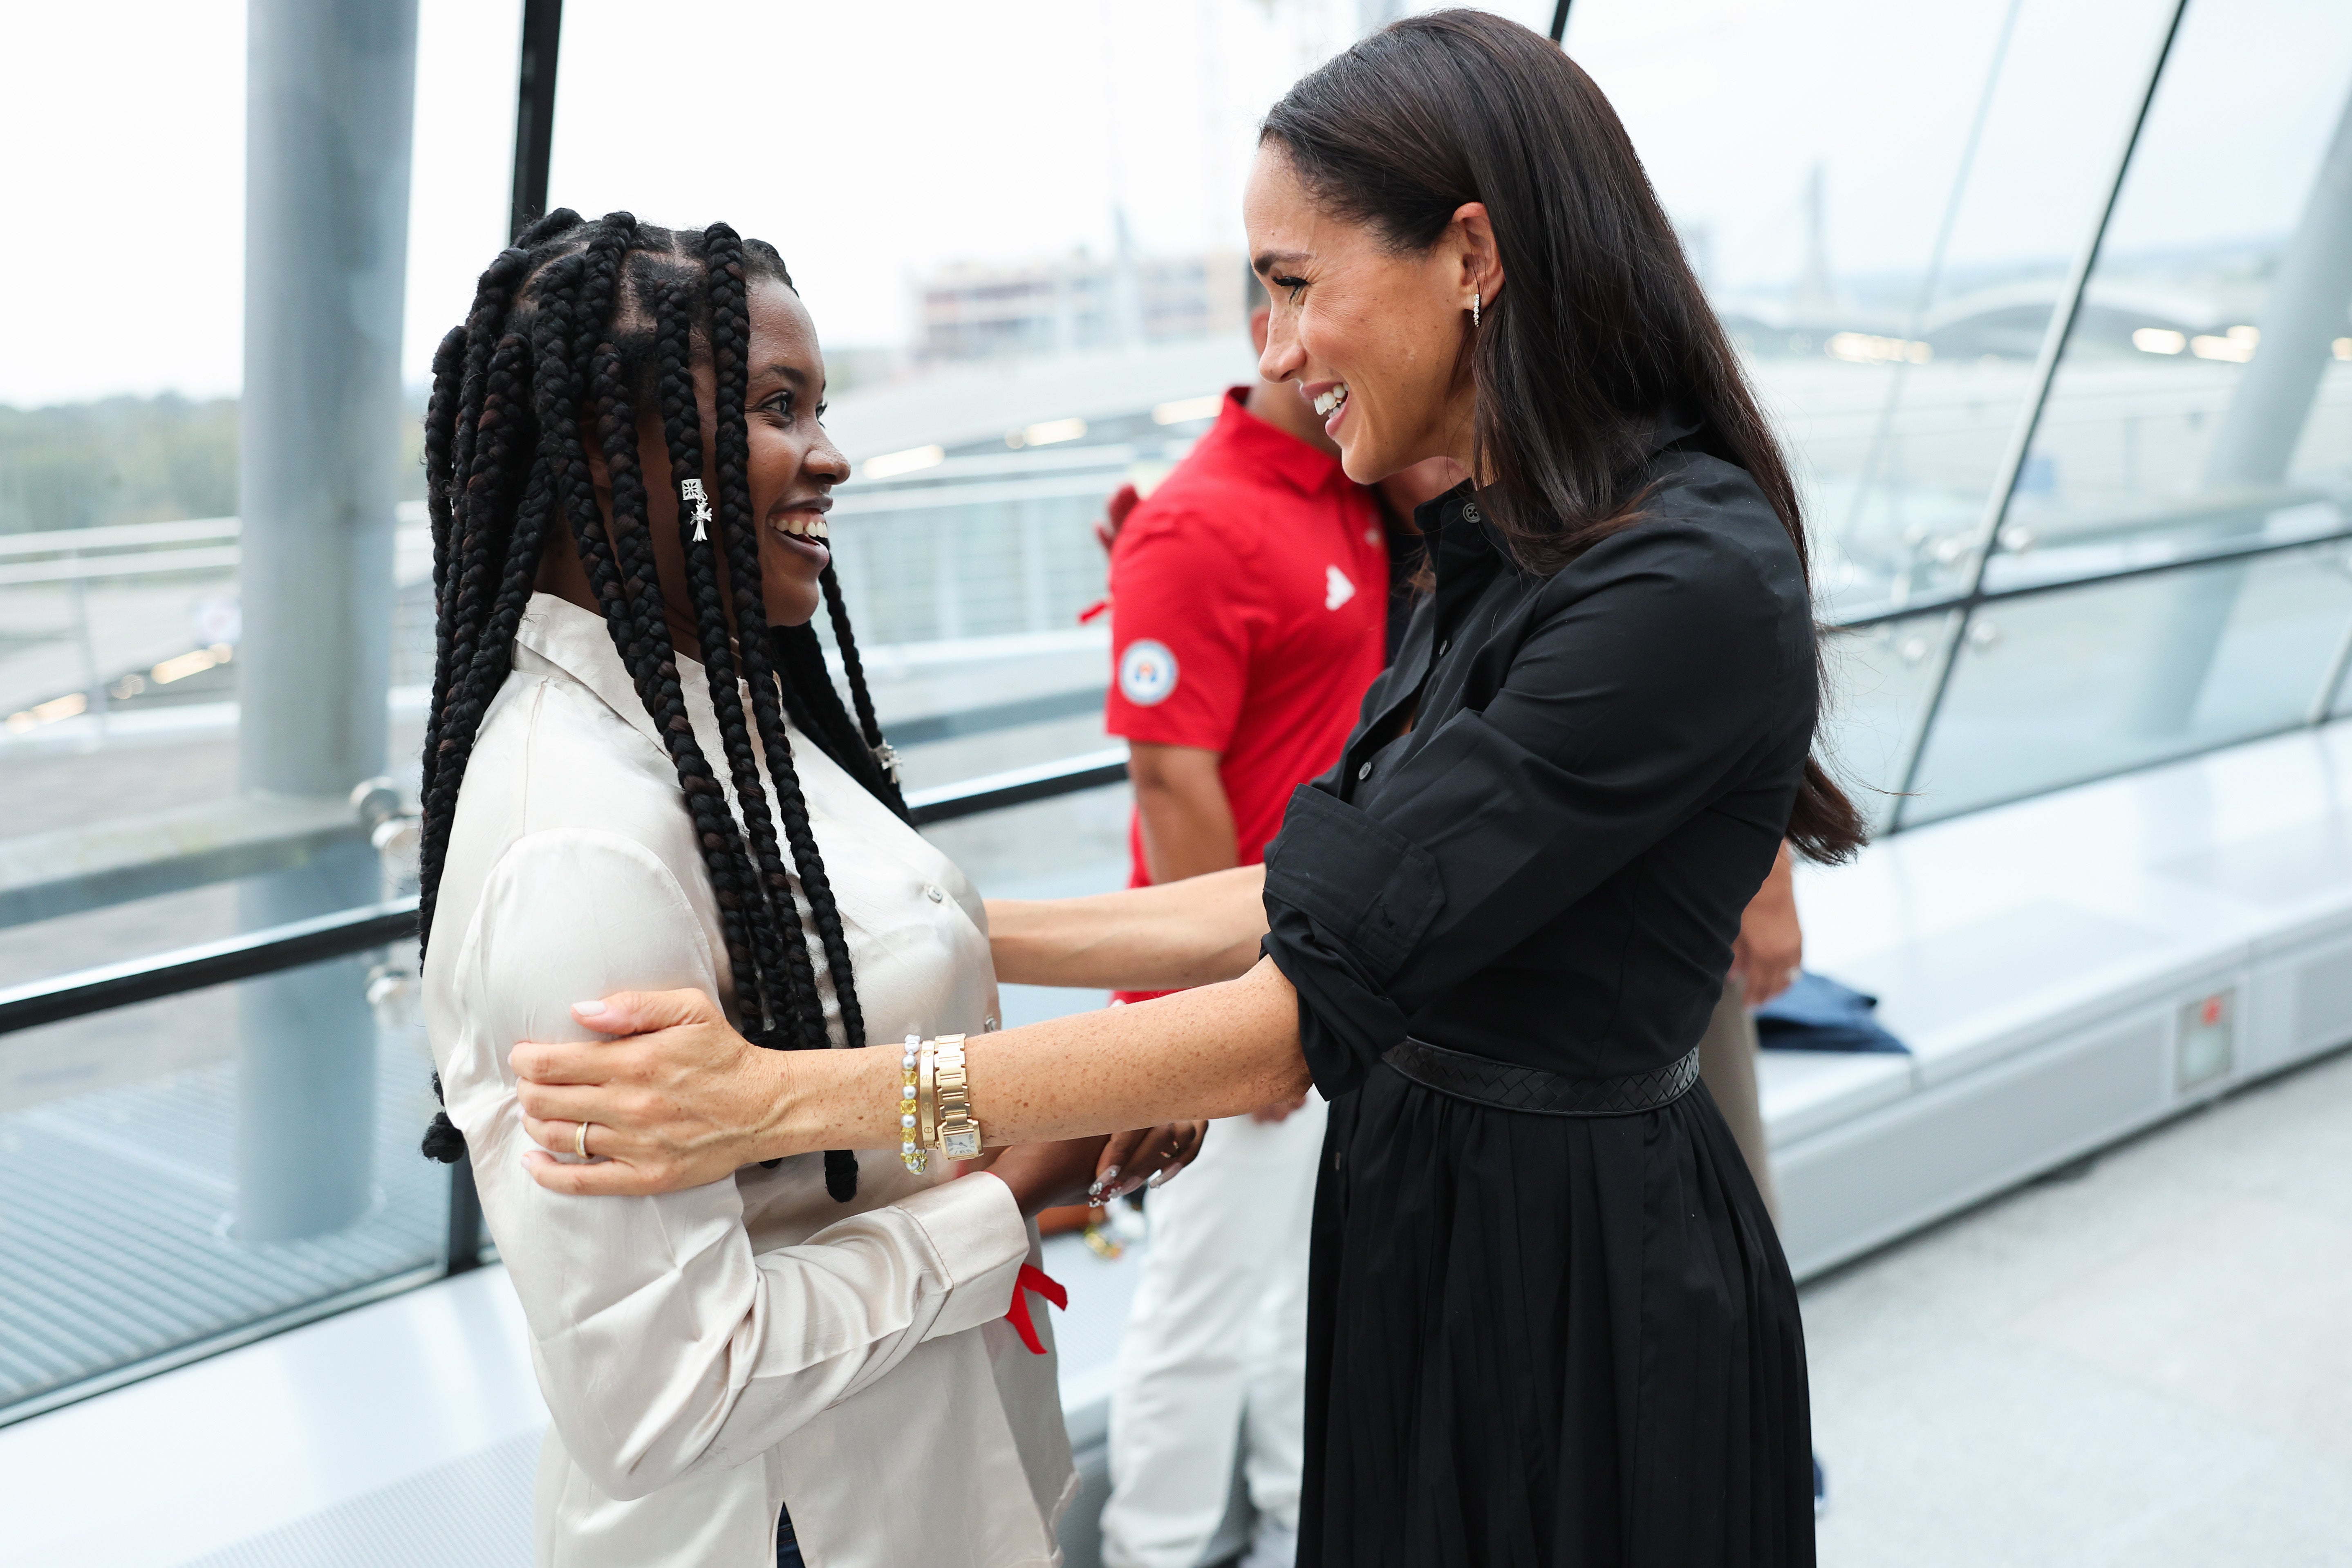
[1261,438,1819,1567]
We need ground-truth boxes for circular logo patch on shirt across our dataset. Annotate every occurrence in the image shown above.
[1118,639,1180,706]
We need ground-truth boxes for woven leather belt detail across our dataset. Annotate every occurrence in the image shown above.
[1380,1036,1702,1117]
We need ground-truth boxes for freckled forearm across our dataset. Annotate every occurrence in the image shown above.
[753,959,1310,1161]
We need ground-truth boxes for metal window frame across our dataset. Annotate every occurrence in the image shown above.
[1884,0,2195,823]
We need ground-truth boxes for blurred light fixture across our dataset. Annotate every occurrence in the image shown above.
[1008,417,1087,449]
[862,444,945,480]
[2190,325,2258,363]
[1826,332,1932,365]
[152,644,233,684]
[5,691,90,732]
[1151,393,1225,426]
[2132,327,2187,355]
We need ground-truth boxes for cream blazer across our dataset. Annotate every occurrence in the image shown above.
[424,593,1075,1567]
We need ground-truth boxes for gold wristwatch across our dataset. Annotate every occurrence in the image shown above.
[932,1033,983,1159]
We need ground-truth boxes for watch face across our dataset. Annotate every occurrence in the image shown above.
[942,1129,983,1160]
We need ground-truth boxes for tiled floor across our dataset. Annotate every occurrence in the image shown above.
[1806,1044,2352,1568]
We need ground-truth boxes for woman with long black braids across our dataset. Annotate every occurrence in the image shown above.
[416,211,1204,1566]
[510,15,1863,1565]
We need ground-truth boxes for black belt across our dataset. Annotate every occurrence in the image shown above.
[1380,1036,1702,1117]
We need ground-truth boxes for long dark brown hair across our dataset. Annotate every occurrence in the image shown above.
[1262,10,1865,862]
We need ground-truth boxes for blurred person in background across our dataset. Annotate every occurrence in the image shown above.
[1707,843,1801,1221]
[1089,287,1458,1568]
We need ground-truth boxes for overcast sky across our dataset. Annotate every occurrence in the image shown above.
[3,0,2347,405]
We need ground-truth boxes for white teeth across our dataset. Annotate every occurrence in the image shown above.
[809,517,828,541]
[778,515,830,541]
[1313,384,1349,417]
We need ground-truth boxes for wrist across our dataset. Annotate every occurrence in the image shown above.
[740,1044,806,1163]
[761,1046,900,1162]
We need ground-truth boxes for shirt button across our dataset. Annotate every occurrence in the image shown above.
[923,884,945,903]
[1357,761,1373,781]
[1463,502,1482,523]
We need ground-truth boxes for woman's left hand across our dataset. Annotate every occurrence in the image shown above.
[1088,1121,1207,1205]
[977,1136,1112,1217]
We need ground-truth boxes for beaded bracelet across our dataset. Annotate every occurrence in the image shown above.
[899,1033,927,1174]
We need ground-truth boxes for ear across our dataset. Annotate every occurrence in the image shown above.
[1449,201,1504,308]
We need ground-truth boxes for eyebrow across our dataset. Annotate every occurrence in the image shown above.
[1252,250,1312,275]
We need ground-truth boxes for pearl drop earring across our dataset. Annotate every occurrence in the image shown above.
[1472,291,1481,328]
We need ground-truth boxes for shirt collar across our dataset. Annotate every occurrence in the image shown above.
[516,591,692,752]
[1412,408,1706,549]
[1205,385,1352,497]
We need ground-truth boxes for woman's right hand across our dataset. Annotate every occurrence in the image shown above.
[1088,1120,1208,1205]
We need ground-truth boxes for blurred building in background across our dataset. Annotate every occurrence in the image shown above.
[915,242,1248,361]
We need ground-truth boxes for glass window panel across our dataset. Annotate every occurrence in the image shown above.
[0,0,246,811]
[1563,0,2182,620]
[0,941,446,1417]
[920,784,1134,1028]
[1820,611,1960,835]
[1906,543,2352,824]
[1990,0,2352,589]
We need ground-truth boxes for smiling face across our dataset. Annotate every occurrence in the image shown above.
[549,275,849,647]
[738,278,849,628]
[1243,143,1500,486]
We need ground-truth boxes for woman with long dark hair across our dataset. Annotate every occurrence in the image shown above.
[414,210,1207,1566]
[509,16,1861,1564]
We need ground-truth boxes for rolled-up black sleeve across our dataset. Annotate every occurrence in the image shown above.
[1261,509,1805,1095]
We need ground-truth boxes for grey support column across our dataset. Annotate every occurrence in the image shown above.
[235,0,418,1241]
[2127,84,2352,735]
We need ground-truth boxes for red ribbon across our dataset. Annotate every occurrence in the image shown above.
[1005,1263,1068,1355]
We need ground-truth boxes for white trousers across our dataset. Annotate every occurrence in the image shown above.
[1100,1098,1327,1568]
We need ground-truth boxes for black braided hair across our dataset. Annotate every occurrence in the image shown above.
[815,564,908,816]
[415,213,901,1203]
[703,224,876,1198]
[645,278,806,1047]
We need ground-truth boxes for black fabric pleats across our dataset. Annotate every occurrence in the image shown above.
[1298,1067,1814,1568]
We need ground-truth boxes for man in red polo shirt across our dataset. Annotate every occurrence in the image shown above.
[1092,301,1447,1568]
[1108,403,1389,902]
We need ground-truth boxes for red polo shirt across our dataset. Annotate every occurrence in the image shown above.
[1105,388,1389,992]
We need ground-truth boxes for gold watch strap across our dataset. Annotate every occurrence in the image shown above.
[933,1033,982,1158]
[918,1039,939,1149]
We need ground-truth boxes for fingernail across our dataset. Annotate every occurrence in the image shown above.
[1147,1170,1170,1189]
[1115,1177,1145,1199]
[1098,1166,1118,1186]
[572,1000,611,1022]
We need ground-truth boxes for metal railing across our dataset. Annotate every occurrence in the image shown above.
[0,745,1134,1425]
[0,749,1131,1040]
